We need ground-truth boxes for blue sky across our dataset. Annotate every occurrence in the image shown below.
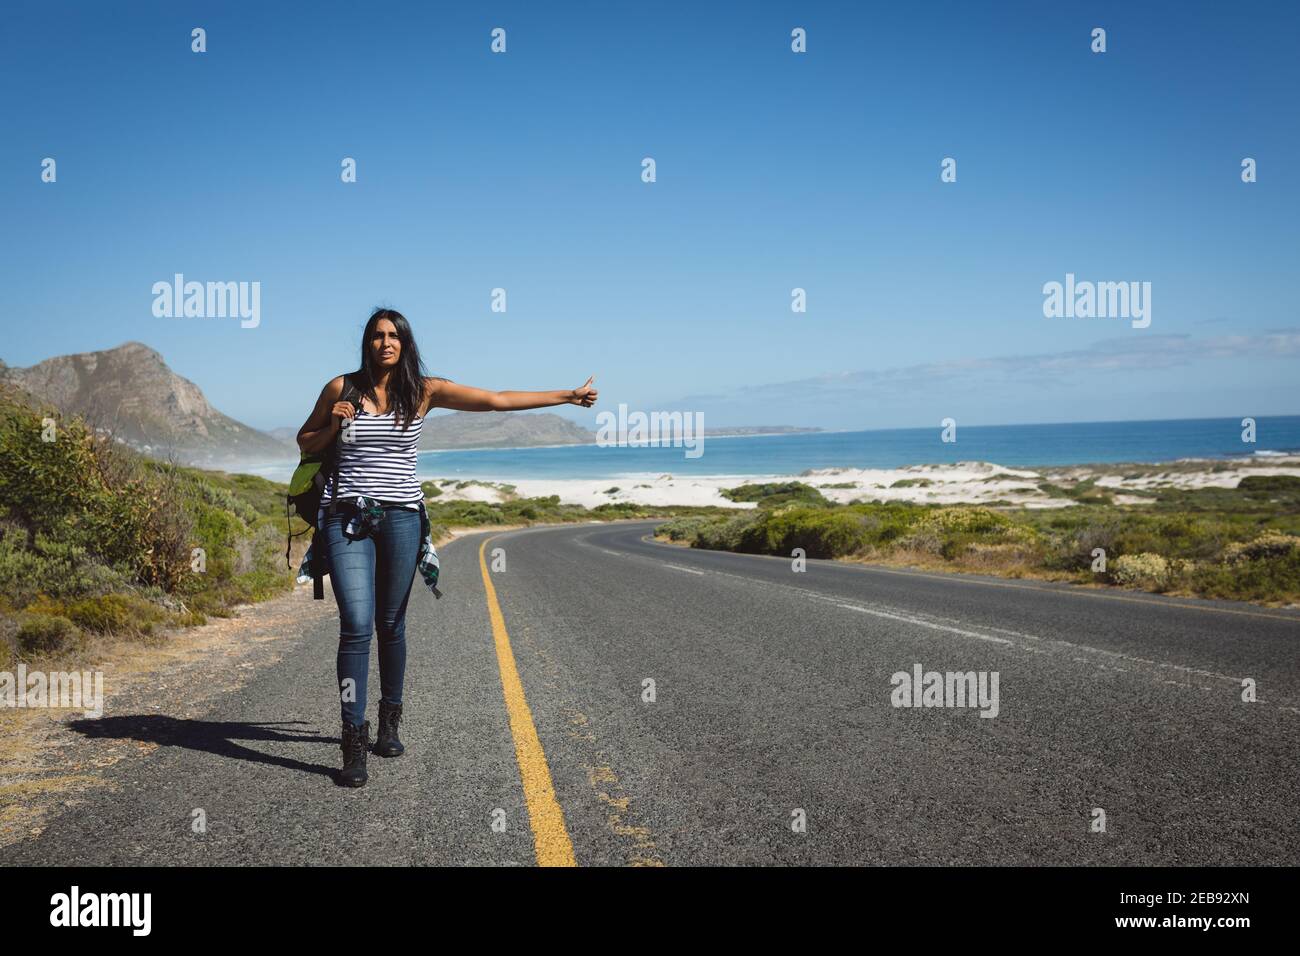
[1,0,1296,432]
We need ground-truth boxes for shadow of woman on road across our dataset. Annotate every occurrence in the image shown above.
[67,715,338,779]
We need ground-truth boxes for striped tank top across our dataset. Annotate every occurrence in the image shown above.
[321,408,424,509]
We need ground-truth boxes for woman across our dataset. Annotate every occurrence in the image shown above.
[296,307,597,787]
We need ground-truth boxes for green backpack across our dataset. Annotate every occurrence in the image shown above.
[284,374,362,596]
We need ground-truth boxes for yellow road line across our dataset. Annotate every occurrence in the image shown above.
[478,536,576,867]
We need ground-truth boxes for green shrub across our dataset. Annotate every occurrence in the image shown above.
[0,389,196,592]
[1110,553,1193,591]
[22,592,162,636]
[897,529,944,555]
[426,500,507,526]
[1111,514,1226,562]
[0,386,301,633]
[915,507,1012,536]
[65,593,167,635]
[590,502,647,518]
[1041,515,1124,572]
[16,613,84,656]
[695,515,761,552]
[1222,531,1300,564]
[846,502,928,544]
[1238,475,1300,493]
[939,529,1039,562]
[187,475,259,526]
[1193,549,1300,602]
[720,482,829,509]
[187,501,243,581]
[0,522,131,606]
[1037,480,1113,505]
[747,508,872,558]
[656,516,712,542]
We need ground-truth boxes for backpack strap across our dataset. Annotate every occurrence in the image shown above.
[312,528,325,600]
[339,373,361,408]
[327,374,362,518]
[286,373,363,597]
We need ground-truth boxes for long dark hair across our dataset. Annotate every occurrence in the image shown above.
[352,307,428,430]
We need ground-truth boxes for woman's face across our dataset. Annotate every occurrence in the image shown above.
[371,319,401,371]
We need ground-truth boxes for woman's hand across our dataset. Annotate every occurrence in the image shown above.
[297,377,357,454]
[569,376,598,407]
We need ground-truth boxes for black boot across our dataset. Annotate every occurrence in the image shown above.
[338,719,370,787]
[374,700,405,757]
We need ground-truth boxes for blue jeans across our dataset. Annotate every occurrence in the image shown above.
[319,504,422,726]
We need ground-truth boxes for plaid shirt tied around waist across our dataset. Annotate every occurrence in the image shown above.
[297,495,442,599]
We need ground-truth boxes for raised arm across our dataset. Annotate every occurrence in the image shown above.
[424,376,597,413]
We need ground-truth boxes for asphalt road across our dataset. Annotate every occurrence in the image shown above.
[5,520,1298,866]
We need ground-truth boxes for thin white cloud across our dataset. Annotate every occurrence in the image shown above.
[676,330,1300,405]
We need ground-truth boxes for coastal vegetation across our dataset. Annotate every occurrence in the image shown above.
[0,385,294,668]
[655,477,1300,605]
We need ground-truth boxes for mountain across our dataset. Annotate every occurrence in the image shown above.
[0,342,291,466]
[420,411,594,449]
[703,425,821,436]
[412,414,820,449]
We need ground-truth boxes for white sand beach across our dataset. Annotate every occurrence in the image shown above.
[425,457,1300,510]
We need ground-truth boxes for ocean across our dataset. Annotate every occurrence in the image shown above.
[238,416,1300,484]
[406,415,1300,481]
